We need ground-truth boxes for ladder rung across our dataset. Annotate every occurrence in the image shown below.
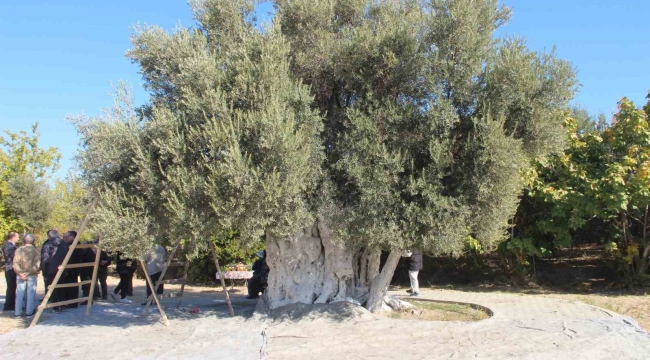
[61,262,96,269]
[74,244,99,249]
[51,280,93,289]
[167,262,186,267]
[162,278,186,285]
[41,297,90,309]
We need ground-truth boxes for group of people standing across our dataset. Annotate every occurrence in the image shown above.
[3,230,168,316]
[2,230,112,317]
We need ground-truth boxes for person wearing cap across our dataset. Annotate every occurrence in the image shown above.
[12,234,40,318]
[247,250,269,299]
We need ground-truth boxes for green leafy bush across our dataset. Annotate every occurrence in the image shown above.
[498,237,550,275]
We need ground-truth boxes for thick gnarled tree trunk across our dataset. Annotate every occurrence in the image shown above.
[265,218,354,309]
[264,218,397,313]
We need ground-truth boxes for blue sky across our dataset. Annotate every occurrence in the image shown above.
[1,0,649,179]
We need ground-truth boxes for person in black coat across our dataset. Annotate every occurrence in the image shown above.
[41,230,68,312]
[112,254,137,303]
[247,250,269,299]
[61,231,83,308]
[2,232,19,312]
[95,242,111,300]
[79,242,102,301]
[406,250,423,296]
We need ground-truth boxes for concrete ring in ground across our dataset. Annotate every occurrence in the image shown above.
[396,294,495,318]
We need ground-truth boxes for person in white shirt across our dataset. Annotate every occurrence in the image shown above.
[142,244,166,305]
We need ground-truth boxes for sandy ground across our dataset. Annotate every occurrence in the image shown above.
[2,274,650,359]
[551,292,650,330]
[0,274,264,359]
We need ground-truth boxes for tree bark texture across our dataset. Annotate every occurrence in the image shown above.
[365,250,401,314]
[264,218,398,312]
[264,218,354,309]
[350,247,381,301]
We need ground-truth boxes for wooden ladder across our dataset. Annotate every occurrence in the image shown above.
[30,199,100,327]
[142,240,235,317]
[142,256,190,312]
[142,239,186,314]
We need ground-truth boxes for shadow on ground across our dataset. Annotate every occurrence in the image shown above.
[0,275,260,334]
[28,290,259,331]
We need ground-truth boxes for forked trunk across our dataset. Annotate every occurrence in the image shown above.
[365,250,401,313]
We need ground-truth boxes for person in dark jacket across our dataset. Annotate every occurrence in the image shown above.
[79,241,101,301]
[41,230,68,312]
[40,234,53,295]
[2,232,19,312]
[246,250,269,299]
[112,254,137,303]
[96,244,111,300]
[61,231,83,308]
[405,250,423,296]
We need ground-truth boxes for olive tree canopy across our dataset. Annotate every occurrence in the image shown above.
[74,0,576,311]
[73,3,323,257]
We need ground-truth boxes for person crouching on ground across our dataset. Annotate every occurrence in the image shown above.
[2,232,19,312]
[13,234,40,318]
[142,244,166,305]
[405,249,423,297]
[112,254,137,303]
[247,250,269,299]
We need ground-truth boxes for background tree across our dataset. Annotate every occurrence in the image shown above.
[5,173,52,235]
[47,174,91,241]
[0,124,60,237]
[186,231,266,283]
[522,97,650,282]
[570,105,599,134]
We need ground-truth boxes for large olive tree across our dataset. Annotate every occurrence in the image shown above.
[74,0,576,313]
[271,0,575,311]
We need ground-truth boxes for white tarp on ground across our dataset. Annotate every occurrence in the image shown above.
[2,294,650,359]
[267,309,650,359]
[0,301,264,360]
